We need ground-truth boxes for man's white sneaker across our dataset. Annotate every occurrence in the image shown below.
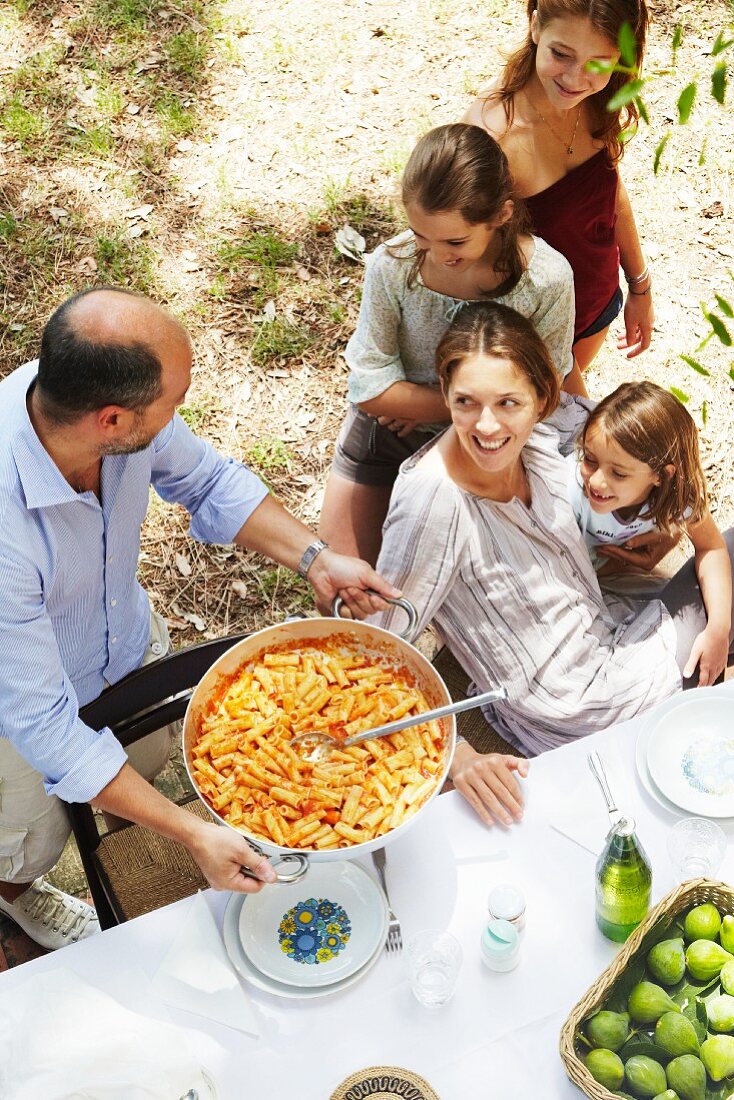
[0,878,100,950]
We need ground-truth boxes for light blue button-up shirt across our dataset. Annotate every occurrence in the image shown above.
[0,362,269,803]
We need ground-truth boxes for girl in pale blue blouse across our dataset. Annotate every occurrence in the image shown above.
[568,381,732,685]
[318,122,587,565]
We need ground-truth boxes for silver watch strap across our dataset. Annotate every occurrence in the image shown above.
[296,538,329,580]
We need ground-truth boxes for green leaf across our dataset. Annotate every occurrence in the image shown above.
[636,96,649,125]
[587,58,619,74]
[654,132,671,174]
[680,354,711,376]
[607,78,646,111]
[702,400,708,426]
[618,22,638,67]
[699,136,709,165]
[670,386,690,404]
[708,313,733,345]
[712,31,734,56]
[715,294,734,317]
[677,82,697,123]
[712,63,728,105]
[730,366,734,384]
[619,1035,672,1063]
[672,24,683,53]
[683,1000,708,1042]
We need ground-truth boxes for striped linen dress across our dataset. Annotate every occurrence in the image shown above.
[374,424,681,756]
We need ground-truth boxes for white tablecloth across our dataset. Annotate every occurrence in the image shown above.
[2,684,733,1099]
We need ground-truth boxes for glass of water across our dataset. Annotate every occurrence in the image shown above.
[667,817,727,882]
[406,929,463,1008]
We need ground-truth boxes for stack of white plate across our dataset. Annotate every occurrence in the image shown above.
[636,687,734,818]
[223,861,389,999]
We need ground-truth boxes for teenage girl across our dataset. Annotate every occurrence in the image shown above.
[568,381,733,686]
[318,122,587,564]
[464,0,653,370]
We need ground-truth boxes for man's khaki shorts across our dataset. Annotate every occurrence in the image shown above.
[0,608,175,884]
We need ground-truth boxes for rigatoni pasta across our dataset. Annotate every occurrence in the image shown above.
[190,640,447,850]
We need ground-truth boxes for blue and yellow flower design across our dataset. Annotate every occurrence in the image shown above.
[277,896,351,965]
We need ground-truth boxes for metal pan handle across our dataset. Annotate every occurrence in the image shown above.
[331,593,418,641]
[241,842,309,884]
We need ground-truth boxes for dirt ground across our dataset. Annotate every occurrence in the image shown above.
[1,0,732,648]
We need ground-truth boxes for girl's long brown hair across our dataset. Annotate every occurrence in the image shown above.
[397,123,530,296]
[580,381,707,535]
[436,301,561,419]
[486,0,649,161]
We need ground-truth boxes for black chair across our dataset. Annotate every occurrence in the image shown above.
[69,634,246,930]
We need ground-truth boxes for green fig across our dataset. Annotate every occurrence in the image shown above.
[720,914,734,954]
[654,1012,700,1056]
[586,1048,625,1090]
[684,902,722,942]
[586,1009,631,1051]
[665,1054,706,1100]
[685,939,733,981]
[628,982,682,1024]
[624,1054,667,1097]
[721,958,734,995]
[652,1092,680,1100]
[648,938,686,986]
[707,993,734,1033]
[701,1034,734,1081]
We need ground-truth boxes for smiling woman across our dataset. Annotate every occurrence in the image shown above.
[464,0,653,369]
[372,301,734,825]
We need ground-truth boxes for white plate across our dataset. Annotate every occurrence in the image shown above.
[646,691,734,817]
[238,862,387,987]
[223,891,387,1000]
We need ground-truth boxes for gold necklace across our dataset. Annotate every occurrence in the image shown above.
[529,99,582,156]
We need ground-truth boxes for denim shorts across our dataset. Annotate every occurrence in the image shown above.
[331,406,437,487]
[575,286,624,342]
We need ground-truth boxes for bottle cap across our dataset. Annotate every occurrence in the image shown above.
[487,884,526,928]
[480,919,520,971]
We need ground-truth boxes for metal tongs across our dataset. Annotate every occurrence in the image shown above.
[290,686,508,762]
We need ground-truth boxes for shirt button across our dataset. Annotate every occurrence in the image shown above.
[110,599,117,607]
[111,637,118,645]
[108,555,114,564]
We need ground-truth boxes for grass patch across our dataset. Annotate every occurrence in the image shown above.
[0,212,18,240]
[94,230,155,289]
[178,394,222,431]
[164,29,210,78]
[245,437,293,472]
[218,230,299,272]
[0,96,49,148]
[155,91,197,138]
[250,317,313,366]
[254,566,312,615]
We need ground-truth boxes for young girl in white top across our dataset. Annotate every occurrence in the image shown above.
[568,381,732,685]
[318,122,587,564]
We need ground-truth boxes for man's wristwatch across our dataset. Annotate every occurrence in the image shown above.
[296,538,330,580]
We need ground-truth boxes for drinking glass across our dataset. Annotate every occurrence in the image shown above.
[405,929,462,1008]
[667,817,727,882]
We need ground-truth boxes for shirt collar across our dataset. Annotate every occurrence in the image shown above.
[9,363,84,509]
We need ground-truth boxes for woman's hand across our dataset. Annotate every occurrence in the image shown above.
[376,415,421,438]
[683,625,730,686]
[618,289,654,358]
[449,741,529,826]
[188,821,278,893]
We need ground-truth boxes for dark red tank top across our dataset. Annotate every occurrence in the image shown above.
[525,150,619,338]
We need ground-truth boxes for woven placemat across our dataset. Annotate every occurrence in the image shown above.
[330,1066,440,1100]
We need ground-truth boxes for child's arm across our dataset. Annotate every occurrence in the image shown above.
[359,381,449,424]
[449,742,529,827]
[616,178,655,359]
[682,511,732,686]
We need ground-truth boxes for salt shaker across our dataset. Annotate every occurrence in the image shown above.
[480,918,520,972]
[487,883,526,932]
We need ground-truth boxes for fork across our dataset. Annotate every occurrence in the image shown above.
[372,846,402,952]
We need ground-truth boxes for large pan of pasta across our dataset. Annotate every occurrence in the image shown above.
[183,615,456,862]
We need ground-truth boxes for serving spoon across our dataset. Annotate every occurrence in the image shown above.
[289,686,508,761]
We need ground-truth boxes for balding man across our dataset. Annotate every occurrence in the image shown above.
[0,287,398,949]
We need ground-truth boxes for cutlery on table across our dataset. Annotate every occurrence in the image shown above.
[372,846,402,953]
[587,750,624,831]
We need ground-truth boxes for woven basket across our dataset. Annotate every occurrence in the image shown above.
[559,877,734,1100]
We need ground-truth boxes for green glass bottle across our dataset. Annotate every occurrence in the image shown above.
[595,818,652,943]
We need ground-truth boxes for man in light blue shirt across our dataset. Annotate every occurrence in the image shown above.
[0,287,398,948]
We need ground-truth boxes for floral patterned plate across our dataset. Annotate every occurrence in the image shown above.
[238,862,388,987]
[646,691,734,817]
